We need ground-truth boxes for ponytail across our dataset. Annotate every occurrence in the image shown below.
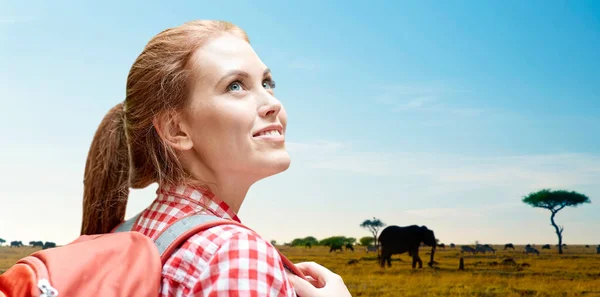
[81,103,131,235]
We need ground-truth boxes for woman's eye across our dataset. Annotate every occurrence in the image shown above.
[263,79,276,90]
[228,81,243,92]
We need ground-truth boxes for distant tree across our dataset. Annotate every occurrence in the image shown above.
[319,236,354,247]
[360,217,386,248]
[290,236,319,247]
[0,238,5,246]
[523,189,591,254]
[291,238,306,247]
[270,240,277,246]
[303,236,319,246]
[359,236,374,246]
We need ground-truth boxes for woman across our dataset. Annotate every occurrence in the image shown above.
[80,20,351,297]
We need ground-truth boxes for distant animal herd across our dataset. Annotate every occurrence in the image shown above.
[1,240,57,250]
[2,226,599,272]
[372,225,600,270]
[318,224,600,270]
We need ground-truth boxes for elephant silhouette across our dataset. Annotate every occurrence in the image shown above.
[345,243,354,252]
[378,225,436,269]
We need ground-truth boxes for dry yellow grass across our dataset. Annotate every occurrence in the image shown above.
[278,244,600,297]
[2,244,599,296]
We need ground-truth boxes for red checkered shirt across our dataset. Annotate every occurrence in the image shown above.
[132,184,297,297]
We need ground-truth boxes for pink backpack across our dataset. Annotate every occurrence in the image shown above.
[0,214,305,297]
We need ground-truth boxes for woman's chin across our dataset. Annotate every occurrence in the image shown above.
[258,151,291,177]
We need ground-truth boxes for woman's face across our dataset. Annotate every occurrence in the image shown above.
[180,33,290,183]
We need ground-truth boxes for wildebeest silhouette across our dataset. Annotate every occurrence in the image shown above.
[585,245,590,248]
[329,243,343,253]
[29,241,44,247]
[450,243,456,248]
[10,241,23,247]
[43,242,57,249]
[461,246,476,254]
[378,225,436,269]
[437,243,445,249]
[476,244,495,254]
[525,246,539,255]
[542,244,551,250]
[501,258,517,266]
[504,243,515,250]
[365,245,378,253]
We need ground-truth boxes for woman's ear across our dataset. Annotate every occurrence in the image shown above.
[153,111,193,151]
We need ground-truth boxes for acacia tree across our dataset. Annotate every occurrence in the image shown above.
[522,189,591,254]
[360,217,386,248]
[0,238,5,246]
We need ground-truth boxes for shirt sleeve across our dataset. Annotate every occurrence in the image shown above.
[190,231,297,297]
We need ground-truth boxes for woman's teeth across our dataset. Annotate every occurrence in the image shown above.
[256,130,281,137]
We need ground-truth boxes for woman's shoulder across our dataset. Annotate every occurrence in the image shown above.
[182,222,270,258]
[161,222,292,293]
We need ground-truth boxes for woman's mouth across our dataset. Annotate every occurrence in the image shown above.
[253,127,284,142]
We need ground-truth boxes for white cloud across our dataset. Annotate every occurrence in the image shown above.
[371,82,485,116]
[391,96,438,111]
[287,141,600,195]
[403,207,484,218]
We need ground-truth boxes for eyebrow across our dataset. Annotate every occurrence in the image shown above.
[216,68,272,86]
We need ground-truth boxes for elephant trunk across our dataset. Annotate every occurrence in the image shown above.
[429,245,436,267]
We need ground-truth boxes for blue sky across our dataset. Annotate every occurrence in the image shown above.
[1,1,598,246]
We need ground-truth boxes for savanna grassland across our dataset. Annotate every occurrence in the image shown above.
[278,244,600,297]
[1,244,599,296]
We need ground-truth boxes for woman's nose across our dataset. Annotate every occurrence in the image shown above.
[258,93,282,118]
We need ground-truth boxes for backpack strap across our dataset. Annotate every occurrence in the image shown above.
[153,214,227,260]
[114,212,306,279]
[154,213,307,279]
[113,213,142,233]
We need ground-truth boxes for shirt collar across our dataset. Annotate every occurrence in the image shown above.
[156,184,241,223]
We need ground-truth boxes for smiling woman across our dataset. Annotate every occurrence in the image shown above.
[79,20,351,297]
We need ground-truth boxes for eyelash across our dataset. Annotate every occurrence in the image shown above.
[227,78,277,92]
